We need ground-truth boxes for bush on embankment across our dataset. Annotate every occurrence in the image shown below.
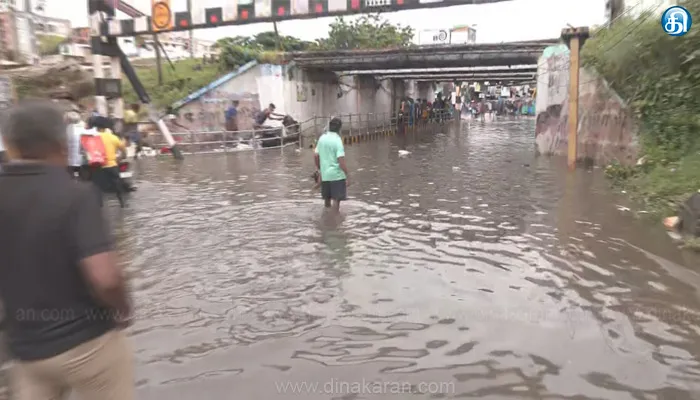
[581,0,700,218]
[122,58,221,109]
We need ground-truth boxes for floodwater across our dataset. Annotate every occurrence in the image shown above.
[6,118,700,399]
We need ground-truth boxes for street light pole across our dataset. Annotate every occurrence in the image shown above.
[187,0,194,58]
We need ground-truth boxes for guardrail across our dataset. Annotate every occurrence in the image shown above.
[137,109,454,154]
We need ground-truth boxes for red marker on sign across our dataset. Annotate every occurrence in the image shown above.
[278,6,285,15]
[351,0,360,9]
[315,3,323,12]
[241,9,248,19]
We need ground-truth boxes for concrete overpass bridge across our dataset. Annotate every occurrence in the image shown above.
[285,40,558,70]
[278,41,555,121]
[342,65,539,84]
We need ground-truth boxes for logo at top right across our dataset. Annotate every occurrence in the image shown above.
[661,6,692,36]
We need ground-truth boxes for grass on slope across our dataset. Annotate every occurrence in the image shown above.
[122,58,221,110]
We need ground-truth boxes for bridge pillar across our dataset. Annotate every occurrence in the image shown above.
[561,26,590,170]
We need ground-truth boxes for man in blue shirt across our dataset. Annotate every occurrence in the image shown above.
[225,100,239,132]
[314,117,349,212]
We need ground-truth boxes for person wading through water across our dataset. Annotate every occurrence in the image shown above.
[314,117,350,213]
[225,100,239,132]
[253,103,284,129]
[0,101,134,400]
[84,116,127,208]
[123,103,141,159]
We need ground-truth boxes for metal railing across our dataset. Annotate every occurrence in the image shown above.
[136,109,455,154]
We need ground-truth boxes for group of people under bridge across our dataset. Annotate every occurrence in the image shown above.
[398,92,535,126]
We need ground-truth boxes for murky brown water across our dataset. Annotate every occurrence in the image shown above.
[6,118,700,399]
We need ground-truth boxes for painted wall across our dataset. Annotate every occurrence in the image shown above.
[282,67,396,125]
[535,45,638,165]
[170,63,400,134]
[171,63,262,133]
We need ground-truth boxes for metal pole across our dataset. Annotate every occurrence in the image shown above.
[273,20,282,51]
[187,0,194,58]
[153,34,163,85]
[89,9,107,116]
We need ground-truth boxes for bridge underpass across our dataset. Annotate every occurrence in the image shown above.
[282,43,550,119]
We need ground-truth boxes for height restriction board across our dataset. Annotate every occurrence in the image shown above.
[151,0,173,31]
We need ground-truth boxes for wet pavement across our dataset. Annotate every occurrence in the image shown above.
[6,118,700,399]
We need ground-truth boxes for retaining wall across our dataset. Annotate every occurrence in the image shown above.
[535,44,639,165]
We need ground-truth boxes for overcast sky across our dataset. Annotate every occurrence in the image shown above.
[47,0,607,43]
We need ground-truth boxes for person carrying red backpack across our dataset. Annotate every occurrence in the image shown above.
[83,116,126,208]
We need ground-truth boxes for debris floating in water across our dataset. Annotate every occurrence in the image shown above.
[398,150,411,157]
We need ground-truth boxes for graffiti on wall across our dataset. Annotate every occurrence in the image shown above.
[534,46,638,165]
[170,90,261,133]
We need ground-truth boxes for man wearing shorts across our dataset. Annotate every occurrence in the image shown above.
[314,117,349,212]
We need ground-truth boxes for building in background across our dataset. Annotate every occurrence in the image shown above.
[450,25,476,44]
[0,0,42,64]
[417,25,477,46]
[58,27,90,59]
[34,15,70,37]
[59,29,218,62]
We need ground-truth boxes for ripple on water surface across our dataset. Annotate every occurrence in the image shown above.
[108,119,700,399]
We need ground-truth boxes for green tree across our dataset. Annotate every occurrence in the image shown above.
[38,35,65,56]
[252,31,313,51]
[314,14,414,50]
[582,0,700,159]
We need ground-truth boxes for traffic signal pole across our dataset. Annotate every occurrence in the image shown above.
[187,0,194,58]
[89,0,183,160]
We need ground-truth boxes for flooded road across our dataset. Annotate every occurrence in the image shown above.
[114,118,700,399]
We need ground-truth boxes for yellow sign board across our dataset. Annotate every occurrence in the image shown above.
[151,0,173,31]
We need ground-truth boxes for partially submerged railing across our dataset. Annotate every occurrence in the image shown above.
[137,110,455,154]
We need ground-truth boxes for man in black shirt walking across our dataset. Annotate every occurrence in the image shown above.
[0,102,134,399]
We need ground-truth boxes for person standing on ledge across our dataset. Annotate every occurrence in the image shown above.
[314,117,350,212]
[0,102,134,400]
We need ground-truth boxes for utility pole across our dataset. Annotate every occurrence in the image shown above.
[273,20,282,51]
[153,34,162,85]
[561,26,590,170]
[187,0,194,58]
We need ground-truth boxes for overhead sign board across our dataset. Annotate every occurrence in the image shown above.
[151,0,173,31]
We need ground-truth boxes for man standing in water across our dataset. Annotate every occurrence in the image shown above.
[315,117,349,212]
[0,102,133,399]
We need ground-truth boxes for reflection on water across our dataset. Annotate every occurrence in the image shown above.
[10,119,700,399]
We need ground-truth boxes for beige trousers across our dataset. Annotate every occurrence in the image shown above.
[10,330,133,400]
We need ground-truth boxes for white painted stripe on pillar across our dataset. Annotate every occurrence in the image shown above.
[110,57,124,119]
[134,16,149,32]
[89,14,101,36]
[108,19,122,35]
[92,53,108,116]
[95,96,108,117]
[223,4,237,21]
[193,7,207,24]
